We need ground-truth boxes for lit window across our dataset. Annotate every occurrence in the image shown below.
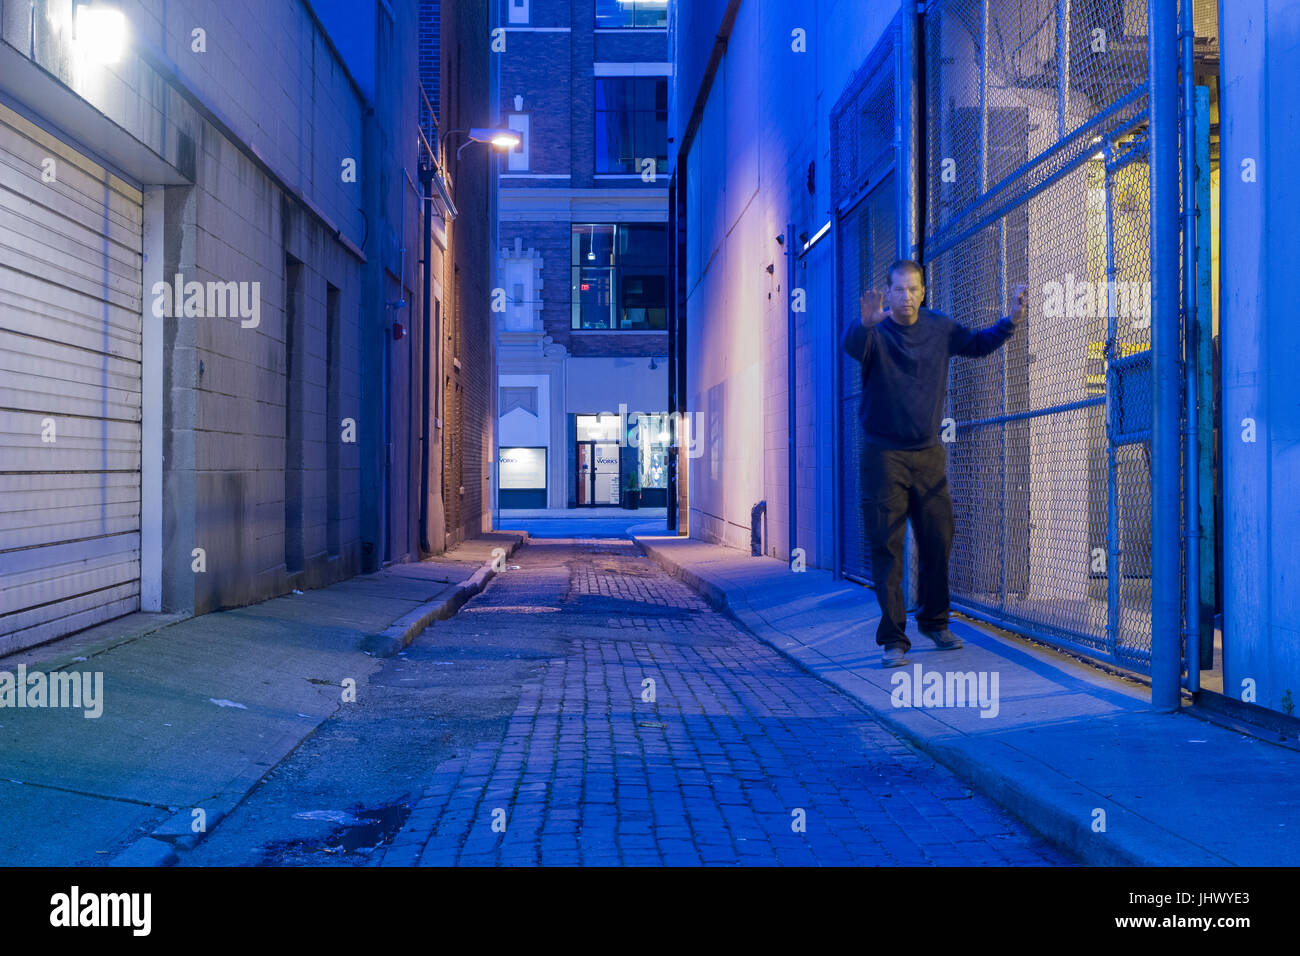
[571,223,667,331]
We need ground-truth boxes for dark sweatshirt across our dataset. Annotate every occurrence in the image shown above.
[841,306,1016,449]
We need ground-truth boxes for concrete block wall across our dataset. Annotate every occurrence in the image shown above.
[131,0,367,245]
[2,0,411,619]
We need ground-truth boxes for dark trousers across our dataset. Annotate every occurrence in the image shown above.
[861,442,955,650]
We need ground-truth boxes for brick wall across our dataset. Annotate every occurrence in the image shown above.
[498,0,671,361]
[437,0,495,548]
[420,0,441,119]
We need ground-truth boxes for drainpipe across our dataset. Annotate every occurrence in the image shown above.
[1149,0,1181,711]
[419,166,433,554]
[1180,0,1199,692]
[785,222,797,565]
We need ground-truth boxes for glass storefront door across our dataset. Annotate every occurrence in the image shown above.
[576,440,621,506]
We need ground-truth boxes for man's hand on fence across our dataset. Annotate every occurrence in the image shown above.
[860,289,887,327]
[1008,283,1029,327]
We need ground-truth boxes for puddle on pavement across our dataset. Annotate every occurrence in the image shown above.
[333,803,412,852]
[264,801,414,863]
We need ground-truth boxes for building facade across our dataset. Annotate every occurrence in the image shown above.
[495,0,671,512]
[419,0,500,550]
[0,0,443,654]
[670,0,1300,723]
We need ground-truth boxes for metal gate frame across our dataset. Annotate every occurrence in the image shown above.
[832,0,1187,699]
[914,0,1184,689]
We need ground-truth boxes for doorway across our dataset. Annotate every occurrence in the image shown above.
[576,440,621,506]
[574,413,623,507]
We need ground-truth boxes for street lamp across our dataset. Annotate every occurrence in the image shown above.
[439,127,521,171]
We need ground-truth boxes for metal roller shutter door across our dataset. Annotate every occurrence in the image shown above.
[0,103,144,654]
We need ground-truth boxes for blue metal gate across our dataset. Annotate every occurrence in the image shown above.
[921,0,1157,671]
[833,1,1176,674]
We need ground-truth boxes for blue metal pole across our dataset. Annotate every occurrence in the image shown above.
[898,0,918,260]
[787,220,798,565]
[1194,85,1215,672]
[1104,142,1120,661]
[831,207,843,580]
[1180,0,1200,692]
[1149,0,1182,710]
[979,0,988,197]
[1057,0,1071,136]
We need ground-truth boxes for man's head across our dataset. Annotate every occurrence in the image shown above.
[886,259,925,323]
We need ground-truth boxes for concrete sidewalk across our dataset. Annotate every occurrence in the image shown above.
[0,531,525,866]
[632,532,1300,866]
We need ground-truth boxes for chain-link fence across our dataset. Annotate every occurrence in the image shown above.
[833,0,1163,673]
[923,0,1156,670]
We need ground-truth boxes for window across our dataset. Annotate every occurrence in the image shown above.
[572,223,667,330]
[633,413,670,490]
[595,0,667,28]
[506,112,530,170]
[508,0,529,25]
[594,77,667,174]
[575,414,622,442]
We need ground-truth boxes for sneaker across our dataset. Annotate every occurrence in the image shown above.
[881,644,910,668]
[920,628,963,650]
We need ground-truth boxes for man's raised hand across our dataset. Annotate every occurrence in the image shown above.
[1009,283,1029,326]
[860,288,887,327]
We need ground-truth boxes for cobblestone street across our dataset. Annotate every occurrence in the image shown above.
[375,539,1075,866]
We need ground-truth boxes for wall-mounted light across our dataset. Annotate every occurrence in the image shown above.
[441,127,525,170]
[468,127,521,151]
[74,3,128,65]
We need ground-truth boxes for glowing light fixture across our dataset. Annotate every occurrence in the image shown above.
[468,127,522,151]
[74,3,128,64]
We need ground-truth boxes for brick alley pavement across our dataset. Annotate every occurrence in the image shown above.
[375,539,1075,866]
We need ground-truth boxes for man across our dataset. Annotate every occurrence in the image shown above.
[842,259,1028,668]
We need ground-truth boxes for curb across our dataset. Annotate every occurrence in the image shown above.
[108,836,179,868]
[631,534,1218,867]
[362,534,529,657]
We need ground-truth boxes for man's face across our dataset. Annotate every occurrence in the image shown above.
[886,269,925,320]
